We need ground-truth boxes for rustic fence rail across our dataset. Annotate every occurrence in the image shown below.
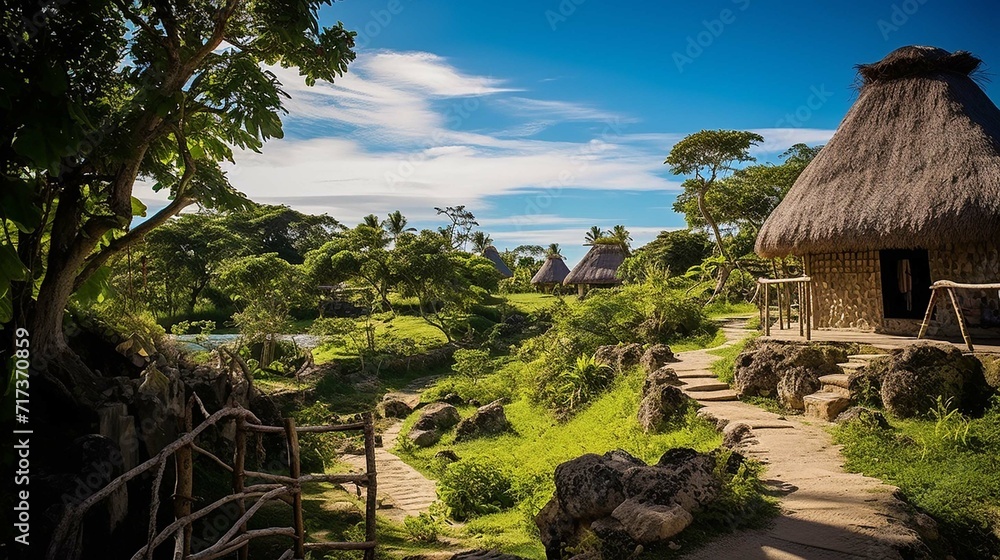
[918,280,1000,352]
[758,276,812,340]
[47,394,378,560]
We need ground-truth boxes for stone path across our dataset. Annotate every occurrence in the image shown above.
[676,320,924,560]
[341,377,440,522]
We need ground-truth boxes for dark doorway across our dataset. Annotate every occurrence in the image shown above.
[879,249,933,319]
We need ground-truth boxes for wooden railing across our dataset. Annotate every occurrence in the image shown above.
[758,276,812,340]
[918,280,1000,352]
[47,395,378,560]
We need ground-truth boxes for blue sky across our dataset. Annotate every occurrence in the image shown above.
[139,0,1000,265]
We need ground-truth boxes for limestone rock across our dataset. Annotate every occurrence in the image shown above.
[733,341,845,398]
[413,402,461,431]
[377,397,413,419]
[835,406,891,429]
[535,496,579,558]
[455,400,510,442]
[611,499,693,543]
[622,452,718,512]
[879,345,991,418]
[640,345,675,373]
[643,367,681,393]
[637,385,689,433]
[554,453,631,520]
[408,428,441,447]
[722,422,754,449]
[777,366,822,410]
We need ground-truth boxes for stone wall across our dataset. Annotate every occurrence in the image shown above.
[803,244,1000,336]
[805,251,882,331]
[926,243,1000,335]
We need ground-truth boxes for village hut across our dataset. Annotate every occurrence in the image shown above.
[531,254,571,292]
[756,46,1000,336]
[563,243,628,297]
[482,245,514,278]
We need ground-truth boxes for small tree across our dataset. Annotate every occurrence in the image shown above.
[436,206,479,251]
[584,226,606,245]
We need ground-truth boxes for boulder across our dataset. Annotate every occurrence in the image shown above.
[455,400,510,442]
[413,402,461,431]
[721,422,754,449]
[835,406,891,429]
[777,366,821,410]
[733,341,845,398]
[621,453,718,512]
[594,345,620,368]
[408,428,441,447]
[590,516,638,559]
[434,449,460,463]
[637,385,690,433]
[879,344,992,418]
[536,497,579,558]
[640,345,675,373]
[442,392,466,406]
[643,367,681,393]
[553,453,631,520]
[595,343,644,371]
[611,499,693,543]
[377,397,413,419]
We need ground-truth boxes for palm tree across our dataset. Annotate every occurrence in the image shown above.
[362,214,382,229]
[547,243,562,258]
[384,210,415,241]
[584,226,605,245]
[471,231,492,254]
[610,225,632,250]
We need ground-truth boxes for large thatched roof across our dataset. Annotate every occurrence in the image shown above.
[564,244,627,285]
[756,46,1000,258]
[482,246,513,278]
[531,254,570,284]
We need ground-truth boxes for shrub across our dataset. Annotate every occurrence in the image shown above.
[539,354,616,416]
[403,512,442,542]
[438,457,517,521]
[452,348,495,381]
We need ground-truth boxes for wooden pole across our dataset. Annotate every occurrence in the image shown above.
[764,283,770,337]
[234,417,248,560]
[363,414,378,560]
[173,403,194,558]
[798,282,804,337]
[284,418,305,559]
[805,281,812,341]
[917,288,939,340]
[776,282,783,330]
[945,288,975,352]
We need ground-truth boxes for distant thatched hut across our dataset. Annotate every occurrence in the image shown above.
[756,46,1000,336]
[482,245,514,278]
[531,254,571,291]
[564,243,627,296]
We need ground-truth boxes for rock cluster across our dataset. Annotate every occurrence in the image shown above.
[874,345,992,418]
[594,343,643,372]
[536,448,729,559]
[407,400,511,447]
[732,341,847,409]
[376,396,413,419]
[455,400,510,442]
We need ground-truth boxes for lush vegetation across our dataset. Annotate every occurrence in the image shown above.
[834,399,1000,558]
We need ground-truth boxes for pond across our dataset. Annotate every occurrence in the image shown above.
[168,333,323,353]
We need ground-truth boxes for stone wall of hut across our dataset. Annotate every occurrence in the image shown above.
[805,251,883,331]
[803,244,1000,336]
[925,243,1000,336]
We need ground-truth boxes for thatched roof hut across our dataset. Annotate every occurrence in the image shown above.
[564,243,627,294]
[531,254,570,286]
[757,46,1000,257]
[756,46,1000,336]
[482,245,513,278]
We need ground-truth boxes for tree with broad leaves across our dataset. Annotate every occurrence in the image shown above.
[470,231,493,254]
[384,210,415,242]
[664,130,764,296]
[1,0,356,406]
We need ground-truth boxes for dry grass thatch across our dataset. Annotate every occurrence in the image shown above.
[482,245,513,278]
[756,46,1000,258]
[563,244,626,285]
[531,255,571,285]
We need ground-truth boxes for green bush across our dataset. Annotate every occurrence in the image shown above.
[403,512,442,542]
[534,354,616,417]
[438,457,517,521]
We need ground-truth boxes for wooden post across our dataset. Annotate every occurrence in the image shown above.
[363,414,378,560]
[284,418,306,559]
[917,288,939,340]
[805,281,812,341]
[945,288,975,352]
[763,283,770,337]
[234,417,248,560]
[776,282,783,330]
[798,282,804,338]
[173,403,194,558]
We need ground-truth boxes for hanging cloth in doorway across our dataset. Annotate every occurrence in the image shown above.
[897,258,913,311]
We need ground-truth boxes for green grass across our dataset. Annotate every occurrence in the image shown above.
[312,315,449,364]
[708,335,756,384]
[834,401,1000,558]
[671,328,729,352]
[702,300,758,318]
[503,292,576,314]
[394,368,725,559]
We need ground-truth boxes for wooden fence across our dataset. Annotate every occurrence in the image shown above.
[918,280,1000,352]
[47,395,378,560]
[758,276,812,340]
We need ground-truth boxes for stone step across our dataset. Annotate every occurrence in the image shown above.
[692,389,739,402]
[822,384,852,399]
[685,382,731,392]
[847,354,885,361]
[803,391,851,422]
[676,372,719,379]
[818,374,851,389]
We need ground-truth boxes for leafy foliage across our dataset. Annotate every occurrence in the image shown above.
[438,457,518,521]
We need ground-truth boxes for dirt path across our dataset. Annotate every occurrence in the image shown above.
[677,321,924,560]
[341,377,440,522]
